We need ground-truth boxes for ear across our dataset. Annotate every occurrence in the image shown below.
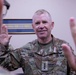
[51,21,54,29]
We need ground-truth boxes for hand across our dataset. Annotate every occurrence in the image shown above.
[62,44,76,70]
[70,17,76,45]
[0,0,11,46]
[0,25,12,46]
[61,18,76,71]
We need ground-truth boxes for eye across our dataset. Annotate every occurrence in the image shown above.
[35,21,40,25]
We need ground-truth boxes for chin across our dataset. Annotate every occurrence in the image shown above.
[37,33,47,38]
[38,36,47,39]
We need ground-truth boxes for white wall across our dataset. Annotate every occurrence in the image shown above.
[3,0,76,74]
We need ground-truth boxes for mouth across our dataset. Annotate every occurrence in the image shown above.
[38,30,47,34]
[38,29,47,32]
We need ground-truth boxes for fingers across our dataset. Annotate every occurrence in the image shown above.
[1,24,8,34]
[70,17,76,45]
[70,17,76,32]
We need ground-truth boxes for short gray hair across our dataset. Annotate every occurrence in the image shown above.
[34,9,51,16]
[32,9,52,21]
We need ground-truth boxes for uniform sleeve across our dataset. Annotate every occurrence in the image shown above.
[0,43,21,71]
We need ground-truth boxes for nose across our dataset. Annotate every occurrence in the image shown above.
[38,23,45,29]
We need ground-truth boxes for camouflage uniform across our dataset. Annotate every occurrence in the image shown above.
[0,35,75,75]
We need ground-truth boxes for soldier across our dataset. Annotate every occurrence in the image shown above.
[0,8,76,75]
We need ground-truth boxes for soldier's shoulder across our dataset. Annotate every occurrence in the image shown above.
[55,37,68,44]
[27,39,38,46]
[20,39,38,50]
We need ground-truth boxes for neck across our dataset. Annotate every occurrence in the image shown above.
[38,35,52,44]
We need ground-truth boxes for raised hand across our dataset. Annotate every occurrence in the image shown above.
[61,17,76,71]
[0,0,11,46]
[62,44,76,70]
[70,17,76,45]
[0,25,12,46]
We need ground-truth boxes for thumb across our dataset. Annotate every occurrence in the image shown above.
[62,43,76,70]
[62,44,72,57]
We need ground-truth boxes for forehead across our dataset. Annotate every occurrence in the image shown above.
[33,13,52,22]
